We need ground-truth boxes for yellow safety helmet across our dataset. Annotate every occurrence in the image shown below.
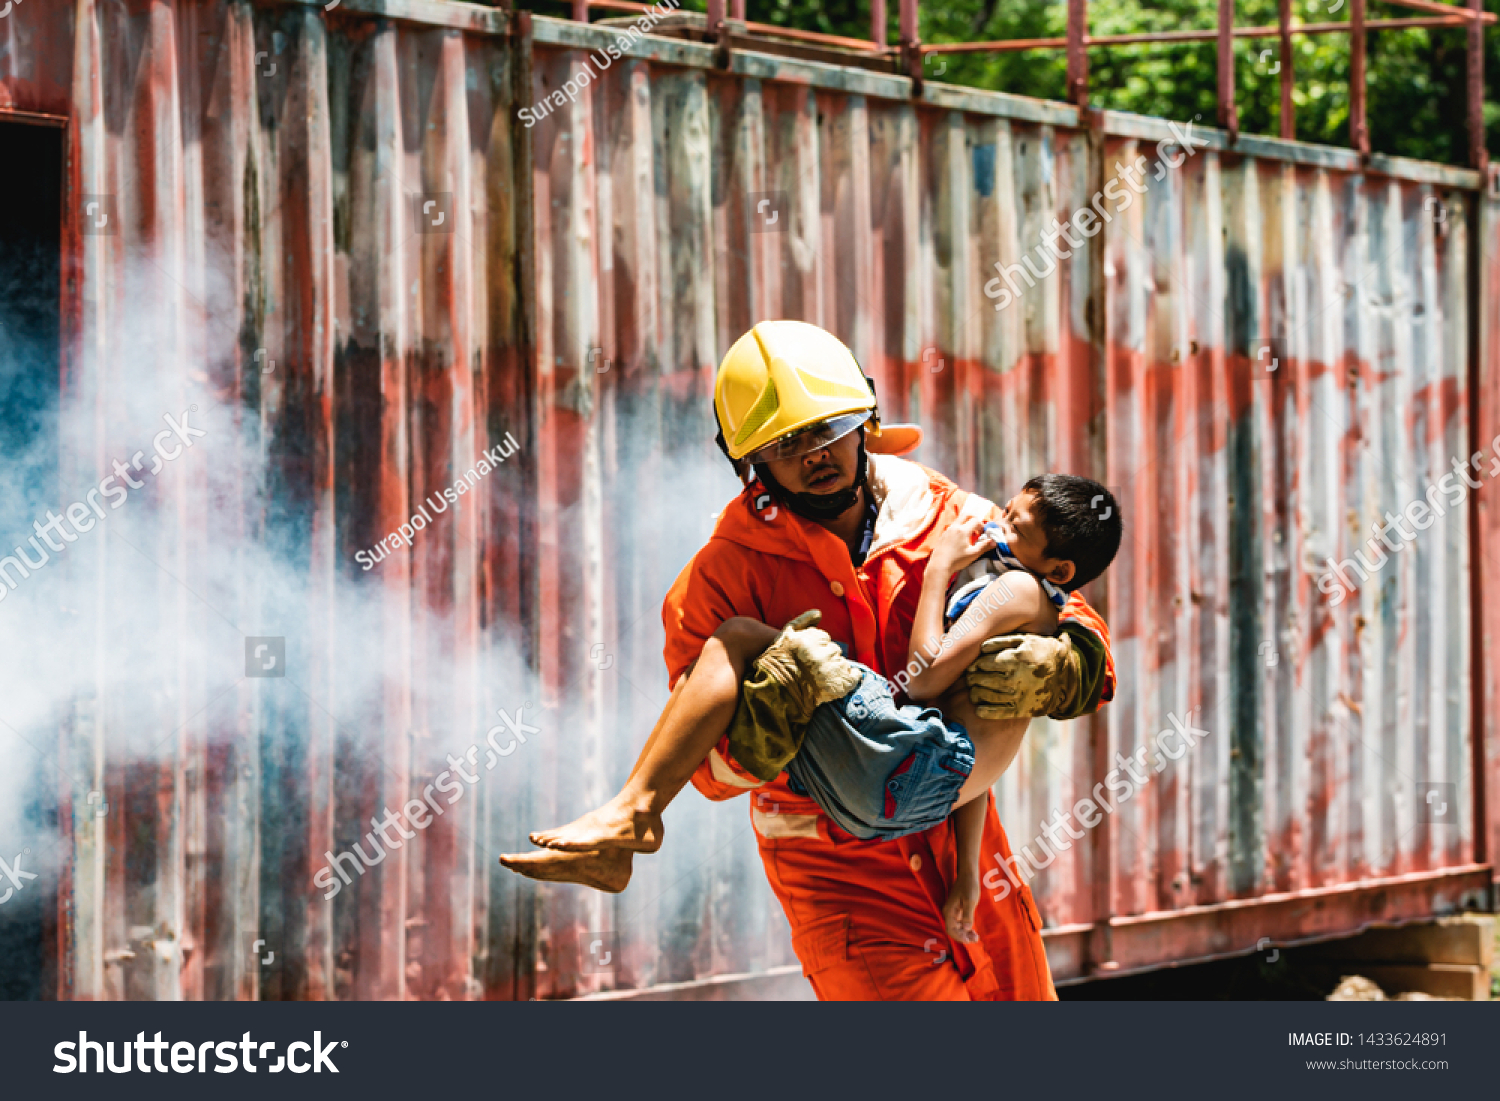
[713,321,921,477]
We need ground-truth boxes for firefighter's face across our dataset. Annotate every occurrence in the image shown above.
[763,427,861,496]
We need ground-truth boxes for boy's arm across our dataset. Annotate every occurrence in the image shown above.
[906,558,1050,702]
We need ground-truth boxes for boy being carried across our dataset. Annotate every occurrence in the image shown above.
[505,474,1121,939]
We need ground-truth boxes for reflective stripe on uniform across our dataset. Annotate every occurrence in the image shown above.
[708,747,764,790]
[752,807,822,840]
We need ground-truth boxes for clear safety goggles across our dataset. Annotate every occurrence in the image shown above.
[743,411,872,465]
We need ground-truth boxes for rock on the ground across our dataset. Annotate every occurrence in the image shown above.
[1327,974,1386,1001]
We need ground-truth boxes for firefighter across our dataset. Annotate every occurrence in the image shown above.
[508,321,1114,998]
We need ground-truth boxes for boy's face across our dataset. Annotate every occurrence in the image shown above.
[997,490,1076,588]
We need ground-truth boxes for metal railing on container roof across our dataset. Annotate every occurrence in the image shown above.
[569,0,1494,169]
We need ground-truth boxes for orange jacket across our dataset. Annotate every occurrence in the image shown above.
[664,455,1115,1000]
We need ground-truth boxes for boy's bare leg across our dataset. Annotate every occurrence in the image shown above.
[942,797,987,944]
[523,616,781,853]
[942,683,1031,807]
[931,690,1030,937]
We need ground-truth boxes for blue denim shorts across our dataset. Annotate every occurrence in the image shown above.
[785,666,974,841]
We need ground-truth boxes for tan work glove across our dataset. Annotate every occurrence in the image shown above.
[725,609,863,782]
[752,609,863,723]
[965,633,1081,720]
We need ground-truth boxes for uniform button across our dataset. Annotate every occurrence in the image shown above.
[830,581,845,597]
[909,854,922,872]
[887,780,898,791]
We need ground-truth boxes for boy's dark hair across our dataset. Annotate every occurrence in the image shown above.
[1021,474,1122,592]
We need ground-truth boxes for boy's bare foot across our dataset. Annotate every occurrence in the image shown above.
[528,798,664,853]
[497,848,634,894]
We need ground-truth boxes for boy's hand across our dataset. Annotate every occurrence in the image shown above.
[942,873,981,944]
[931,516,994,576]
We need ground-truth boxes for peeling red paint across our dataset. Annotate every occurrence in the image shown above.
[4,1,1492,999]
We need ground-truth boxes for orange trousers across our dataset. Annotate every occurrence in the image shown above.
[755,789,1057,1001]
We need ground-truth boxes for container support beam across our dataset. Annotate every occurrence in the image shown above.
[1279,0,1293,140]
[1351,0,1370,156]
[1218,0,1237,139]
[900,0,921,84]
[1067,0,1088,107]
[1469,0,1487,169]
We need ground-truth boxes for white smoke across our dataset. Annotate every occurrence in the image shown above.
[0,236,769,997]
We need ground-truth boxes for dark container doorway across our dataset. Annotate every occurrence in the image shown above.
[0,117,63,1000]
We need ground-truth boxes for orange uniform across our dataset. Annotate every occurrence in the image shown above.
[665,455,1115,1000]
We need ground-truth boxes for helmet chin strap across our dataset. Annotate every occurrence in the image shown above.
[754,434,869,523]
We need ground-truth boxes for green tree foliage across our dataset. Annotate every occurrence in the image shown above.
[661,0,1500,164]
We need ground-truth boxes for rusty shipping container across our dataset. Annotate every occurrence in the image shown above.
[0,0,1495,1000]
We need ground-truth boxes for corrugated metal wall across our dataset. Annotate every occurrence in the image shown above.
[0,0,1493,1000]
[523,14,1496,978]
